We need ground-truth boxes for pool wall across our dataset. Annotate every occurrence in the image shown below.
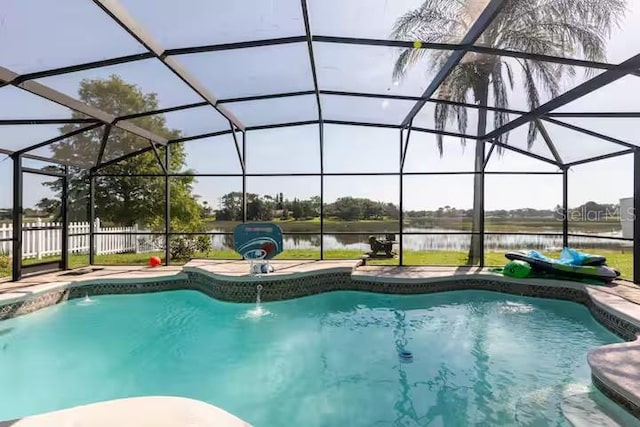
[1,263,639,419]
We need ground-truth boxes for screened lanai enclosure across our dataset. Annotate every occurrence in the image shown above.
[0,0,639,282]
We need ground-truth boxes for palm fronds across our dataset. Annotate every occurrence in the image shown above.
[391,0,627,154]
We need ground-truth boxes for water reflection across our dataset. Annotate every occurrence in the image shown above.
[207,228,626,252]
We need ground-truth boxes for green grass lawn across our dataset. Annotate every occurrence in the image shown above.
[1,248,632,280]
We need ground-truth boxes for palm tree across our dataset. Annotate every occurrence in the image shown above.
[392,0,626,264]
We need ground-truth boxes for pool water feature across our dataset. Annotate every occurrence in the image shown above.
[242,284,271,319]
[76,293,97,306]
[0,290,635,426]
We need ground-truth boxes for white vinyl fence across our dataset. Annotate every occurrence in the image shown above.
[0,218,159,259]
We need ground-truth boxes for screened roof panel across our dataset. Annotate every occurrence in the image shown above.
[25,125,105,168]
[0,124,66,152]
[1,0,146,74]
[124,105,230,139]
[314,43,447,96]
[413,101,479,137]
[403,132,476,172]
[485,146,560,172]
[247,125,320,173]
[102,128,152,164]
[173,43,313,99]
[324,125,398,173]
[494,122,557,162]
[222,95,318,128]
[553,75,640,113]
[553,117,640,147]
[542,121,630,164]
[177,135,242,174]
[321,95,414,125]
[34,59,202,115]
[119,0,304,48]
[0,87,88,120]
[0,0,637,170]
[485,112,522,134]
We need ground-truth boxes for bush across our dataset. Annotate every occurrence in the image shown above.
[169,235,212,261]
[0,254,9,269]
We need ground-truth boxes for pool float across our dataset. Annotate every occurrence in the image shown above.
[505,250,619,283]
[503,260,532,278]
[557,247,606,266]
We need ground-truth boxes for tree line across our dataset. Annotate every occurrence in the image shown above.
[209,193,618,222]
[213,193,398,222]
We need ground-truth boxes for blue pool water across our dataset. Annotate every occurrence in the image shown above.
[0,290,629,425]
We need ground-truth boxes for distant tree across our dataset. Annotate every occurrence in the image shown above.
[247,194,273,221]
[361,199,383,220]
[35,198,61,220]
[291,198,304,220]
[216,192,243,221]
[309,196,321,217]
[41,76,202,232]
[333,197,364,221]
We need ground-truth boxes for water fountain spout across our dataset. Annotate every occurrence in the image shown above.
[256,284,263,305]
[77,292,96,306]
[242,284,270,319]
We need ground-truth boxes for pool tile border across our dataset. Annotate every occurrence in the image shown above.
[1,267,639,420]
[592,374,640,419]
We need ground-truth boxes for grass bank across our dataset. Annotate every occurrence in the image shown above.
[1,248,632,280]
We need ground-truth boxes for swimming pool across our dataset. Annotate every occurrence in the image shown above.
[0,289,634,426]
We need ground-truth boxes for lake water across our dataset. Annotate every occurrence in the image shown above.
[208,227,628,252]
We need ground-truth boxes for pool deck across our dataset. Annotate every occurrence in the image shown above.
[1,260,640,424]
[0,396,251,427]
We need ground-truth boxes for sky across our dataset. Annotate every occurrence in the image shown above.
[0,0,639,212]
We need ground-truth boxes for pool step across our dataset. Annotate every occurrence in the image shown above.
[561,391,640,427]
[515,384,640,427]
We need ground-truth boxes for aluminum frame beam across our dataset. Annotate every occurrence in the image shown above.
[491,141,559,166]
[542,117,637,150]
[401,0,507,127]
[484,54,640,142]
[313,36,626,73]
[300,0,323,128]
[12,33,626,86]
[535,120,563,166]
[547,112,640,118]
[0,66,168,146]
[482,140,497,170]
[0,118,99,125]
[15,123,103,156]
[563,149,635,167]
[400,124,413,171]
[91,0,245,131]
[635,152,640,282]
[86,115,622,171]
[166,36,307,56]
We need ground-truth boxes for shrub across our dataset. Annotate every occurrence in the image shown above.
[169,235,212,261]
